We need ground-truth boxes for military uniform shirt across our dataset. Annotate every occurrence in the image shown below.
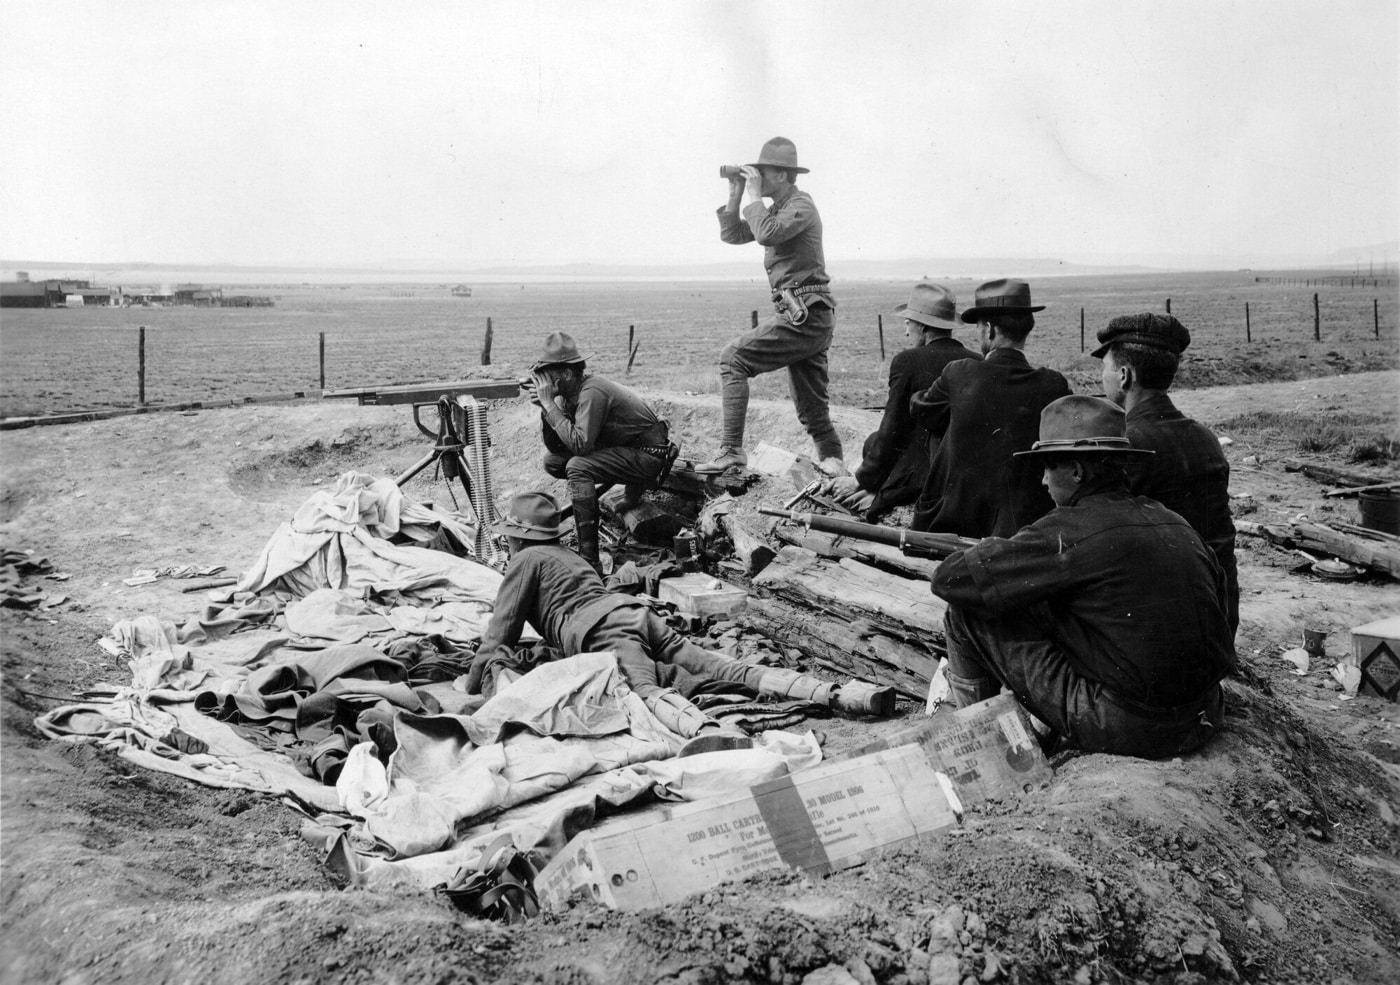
[717,185,829,293]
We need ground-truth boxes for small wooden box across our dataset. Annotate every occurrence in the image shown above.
[1352,616,1400,702]
[657,572,747,620]
[829,693,1052,806]
[535,744,960,911]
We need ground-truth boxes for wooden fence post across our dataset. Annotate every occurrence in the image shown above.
[1313,293,1320,341]
[751,310,758,329]
[628,324,634,357]
[1376,299,1381,339]
[877,314,886,360]
[138,326,146,406]
[481,317,493,366]
[1245,303,1251,343]
[1165,298,1171,314]
[1080,308,1085,353]
[319,332,325,389]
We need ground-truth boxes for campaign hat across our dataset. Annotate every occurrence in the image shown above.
[1090,312,1192,359]
[491,491,564,541]
[1015,395,1153,460]
[531,332,588,372]
[959,278,1046,323]
[894,281,960,331]
[747,136,809,174]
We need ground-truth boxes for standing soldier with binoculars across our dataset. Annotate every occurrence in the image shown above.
[696,137,846,477]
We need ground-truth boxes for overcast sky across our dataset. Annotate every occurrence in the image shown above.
[2,0,1396,268]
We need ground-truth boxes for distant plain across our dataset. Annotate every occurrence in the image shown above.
[1,270,1395,418]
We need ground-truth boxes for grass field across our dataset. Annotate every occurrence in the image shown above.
[1,270,1395,417]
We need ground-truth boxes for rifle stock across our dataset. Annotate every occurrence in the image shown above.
[759,508,978,560]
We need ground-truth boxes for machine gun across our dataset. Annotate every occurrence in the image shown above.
[323,379,521,490]
[758,508,979,560]
[324,379,522,565]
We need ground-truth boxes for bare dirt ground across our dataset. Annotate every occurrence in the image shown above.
[2,371,1399,985]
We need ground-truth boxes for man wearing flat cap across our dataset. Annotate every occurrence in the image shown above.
[930,395,1236,758]
[910,278,1071,538]
[822,282,981,517]
[528,332,675,575]
[698,137,845,477]
[468,492,897,738]
[1094,313,1239,634]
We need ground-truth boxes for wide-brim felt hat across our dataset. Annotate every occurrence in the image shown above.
[747,136,809,174]
[531,331,588,372]
[491,491,564,541]
[960,278,1046,323]
[894,281,960,330]
[1014,395,1153,459]
[1090,312,1192,359]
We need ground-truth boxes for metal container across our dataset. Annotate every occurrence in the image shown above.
[1358,490,1400,535]
[672,529,697,571]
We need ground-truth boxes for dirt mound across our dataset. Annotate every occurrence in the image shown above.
[2,372,1399,984]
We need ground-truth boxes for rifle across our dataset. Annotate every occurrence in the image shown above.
[758,508,979,560]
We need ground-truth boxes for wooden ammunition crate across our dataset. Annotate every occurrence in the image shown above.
[831,692,1053,806]
[536,744,960,911]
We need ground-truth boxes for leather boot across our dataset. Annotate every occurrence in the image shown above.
[569,482,603,575]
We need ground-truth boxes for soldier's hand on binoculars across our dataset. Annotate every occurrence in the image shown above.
[531,371,556,404]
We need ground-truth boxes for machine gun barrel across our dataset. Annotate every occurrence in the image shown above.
[758,508,978,559]
[322,379,521,406]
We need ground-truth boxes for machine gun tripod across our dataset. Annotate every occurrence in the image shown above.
[324,379,522,564]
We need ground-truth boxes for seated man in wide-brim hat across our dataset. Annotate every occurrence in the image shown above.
[468,492,897,742]
[929,395,1236,758]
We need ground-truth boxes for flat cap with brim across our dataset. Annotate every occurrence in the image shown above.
[491,491,564,541]
[747,136,809,174]
[894,281,960,330]
[531,331,588,372]
[960,278,1046,323]
[1090,312,1192,359]
[1014,395,1153,460]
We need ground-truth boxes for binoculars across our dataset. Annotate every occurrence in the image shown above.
[719,165,747,179]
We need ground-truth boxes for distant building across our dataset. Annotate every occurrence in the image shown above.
[173,284,224,306]
[0,281,47,307]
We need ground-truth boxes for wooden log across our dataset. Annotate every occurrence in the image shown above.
[1236,519,1400,578]
[739,546,947,696]
[1290,521,1400,578]
[1281,459,1395,489]
[742,596,937,700]
[1323,480,1400,498]
[599,488,679,544]
[697,497,776,575]
[771,525,942,581]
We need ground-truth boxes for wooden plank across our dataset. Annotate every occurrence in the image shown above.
[753,546,946,634]
[661,466,759,498]
[771,526,943,581]
[1281,459,1396,489]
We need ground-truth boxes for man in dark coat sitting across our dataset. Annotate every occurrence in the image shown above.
[930,395,1236,758]
[821,281,981,518]
[910,278,1071,538]
[1093,312,1239,634]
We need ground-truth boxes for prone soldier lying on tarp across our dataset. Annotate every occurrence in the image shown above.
[464,492,895,745]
